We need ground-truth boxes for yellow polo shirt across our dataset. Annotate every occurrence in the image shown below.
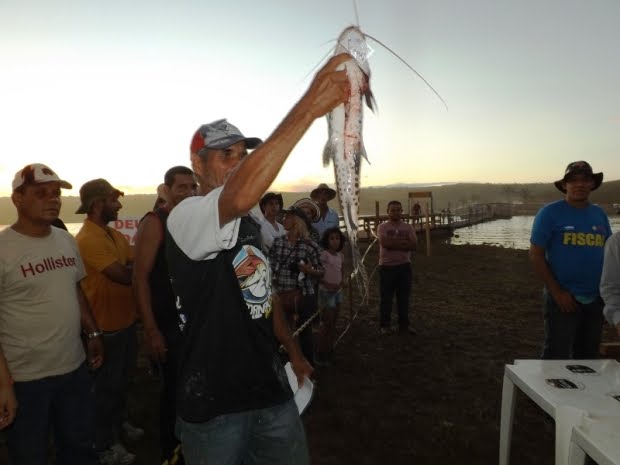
[76,218,136,331]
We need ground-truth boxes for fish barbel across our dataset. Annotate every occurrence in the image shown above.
[323,26,375,301]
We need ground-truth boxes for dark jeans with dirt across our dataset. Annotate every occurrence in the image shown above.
[542,290,604,359]
[158,325,183,463]
[379,263,412,329]
[94,323,138,451]
[6,363,98,465]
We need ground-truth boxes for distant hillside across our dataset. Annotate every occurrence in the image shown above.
[1,181,619,224]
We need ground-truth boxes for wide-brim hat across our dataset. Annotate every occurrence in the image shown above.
[293,198,321,223]
[76,178,124,214]
[259,192,283,213]
[310,183,336,201]
[554,161,603,193]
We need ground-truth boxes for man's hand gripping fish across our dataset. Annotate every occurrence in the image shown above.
[322,26,375,303]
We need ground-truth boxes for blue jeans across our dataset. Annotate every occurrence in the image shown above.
[318,288,342,309]
[379,263,412,329]
[542,290,604,359]
[5,362,98,465]
[176,399,309,465]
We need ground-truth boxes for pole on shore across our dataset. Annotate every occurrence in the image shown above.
[425,202,432,256]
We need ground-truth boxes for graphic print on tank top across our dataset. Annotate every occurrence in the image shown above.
[233,245,273,320]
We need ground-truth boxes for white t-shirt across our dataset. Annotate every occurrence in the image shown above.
[0,226,86,381]
[167,187,240,261]
[249,210,285,253]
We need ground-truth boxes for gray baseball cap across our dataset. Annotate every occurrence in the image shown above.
[190,119,262,154]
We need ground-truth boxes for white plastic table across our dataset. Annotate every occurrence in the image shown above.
[567,415,620,465]
[499,359,620,465]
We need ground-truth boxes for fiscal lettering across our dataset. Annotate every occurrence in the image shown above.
[562,232,605,247]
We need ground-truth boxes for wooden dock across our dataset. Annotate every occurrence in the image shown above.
[355,202,513,241]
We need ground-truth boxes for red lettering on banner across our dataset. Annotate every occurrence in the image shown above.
[110,217,139,246]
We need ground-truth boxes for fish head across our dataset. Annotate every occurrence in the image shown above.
[335,26,373,76]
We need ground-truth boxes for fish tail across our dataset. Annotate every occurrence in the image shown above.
[345,205,358,232]
[348,235,370,306]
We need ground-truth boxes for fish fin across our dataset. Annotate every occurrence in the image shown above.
[322,142,335,167]
[365,88,377,113]
[360,144,370,165]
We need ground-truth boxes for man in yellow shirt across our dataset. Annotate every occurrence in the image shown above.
[76,178,139,465]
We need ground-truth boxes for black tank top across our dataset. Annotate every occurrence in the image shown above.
[166,215,292,422]
[140,208,179,334]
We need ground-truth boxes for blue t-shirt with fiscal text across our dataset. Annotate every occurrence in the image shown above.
[530,200,611,299]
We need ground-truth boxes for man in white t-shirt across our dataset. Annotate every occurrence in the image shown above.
[0,163,103,464]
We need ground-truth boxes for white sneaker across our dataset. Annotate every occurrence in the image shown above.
[122,421,145,441]
[110,443,136,465]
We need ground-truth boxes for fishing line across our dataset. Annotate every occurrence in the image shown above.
[277,307,321,353]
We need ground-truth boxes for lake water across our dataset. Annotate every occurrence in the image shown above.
[2,215,620,250]
[448,215,620,250]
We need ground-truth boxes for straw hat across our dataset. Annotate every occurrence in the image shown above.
[293,198,321,223]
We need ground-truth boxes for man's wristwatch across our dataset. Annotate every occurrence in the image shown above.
[85,330,103,340]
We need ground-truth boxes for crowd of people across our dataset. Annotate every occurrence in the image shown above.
[0,54,356,465]
[0,56,619,465]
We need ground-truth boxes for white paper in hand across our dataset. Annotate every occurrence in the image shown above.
[284,361,314,414]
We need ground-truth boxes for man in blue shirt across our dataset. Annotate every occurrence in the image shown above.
[530,161,611,359]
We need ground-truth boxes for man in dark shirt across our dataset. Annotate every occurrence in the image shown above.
[133,165,196,463]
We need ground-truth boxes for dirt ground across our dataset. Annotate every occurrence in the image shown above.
[1,240,616,464]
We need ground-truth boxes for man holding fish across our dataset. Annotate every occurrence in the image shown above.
[165,54,352,465]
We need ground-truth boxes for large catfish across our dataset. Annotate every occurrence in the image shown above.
[322,26,375,303]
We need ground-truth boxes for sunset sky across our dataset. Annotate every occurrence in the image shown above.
[1,0,619,197]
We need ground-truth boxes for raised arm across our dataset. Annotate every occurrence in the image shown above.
[219,54,351,225]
